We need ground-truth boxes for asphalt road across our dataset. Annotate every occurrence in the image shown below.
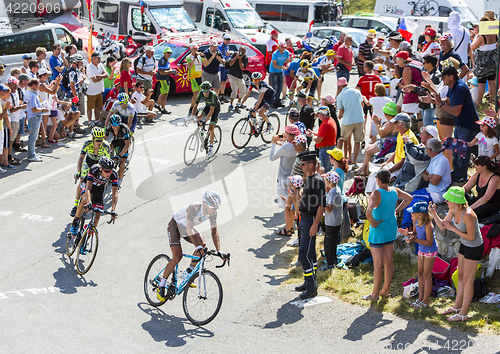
[1,74,499,353]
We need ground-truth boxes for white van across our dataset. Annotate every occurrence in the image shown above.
[461,0,500,20]
[374,0,478,23]
[0,23,85,68]
[78,0,200,45]
[183,0,271,55]
[248,0,331,37]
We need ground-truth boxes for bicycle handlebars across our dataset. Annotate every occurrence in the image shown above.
[83,205,118,224]
[206,249,230,268]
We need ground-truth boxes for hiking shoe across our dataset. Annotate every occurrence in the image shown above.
[157,286,166,302]
[70,225,78,236]
[319,264,335,271]
[70,206,78,217]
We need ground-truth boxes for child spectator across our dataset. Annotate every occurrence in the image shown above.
[367,83,392,143]
[320,170,343,271]
[467,116,499,160]
[399,201,438,309]
[280,175,304,238]
[327,148,348,204]
[132,83,157,122]
[0,84,13,172]
[28,60,39,79]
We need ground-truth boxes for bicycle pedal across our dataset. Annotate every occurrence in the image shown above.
[189,283,197,288]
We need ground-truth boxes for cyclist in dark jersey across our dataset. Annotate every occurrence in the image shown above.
[105,114,131,186]
[157,190,226,302]
[190,81,221,157]
[240,72,275,132]
[70,127,112,217]
[70,156,118,235]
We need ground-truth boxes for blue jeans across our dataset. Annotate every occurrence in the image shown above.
[452,126,477,182]
[319,148,332,172]
[27,115,42,159]
[337,69,350,83]
[422,107,436,127]
[269,72,283,103]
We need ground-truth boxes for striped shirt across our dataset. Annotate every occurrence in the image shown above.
[355,40,373,66]
[136,55,156,81]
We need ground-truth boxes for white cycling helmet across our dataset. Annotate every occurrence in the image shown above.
[203,190,221,209]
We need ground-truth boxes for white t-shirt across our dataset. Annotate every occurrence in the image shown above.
[422,42,440,57]
[7,91,22,123]
[389,78,399,100]
[86,62,106,96]
[475,132,499,158]
[132,91,146,113]
[369,96,392,119]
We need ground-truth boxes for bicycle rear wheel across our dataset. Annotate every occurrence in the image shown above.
[423,0,439,15]
[124,135,135,169]
[207,125,222,158]
[182,269,223,326]
[183,133,200,166]
[66,217,85,257]
[75,227,99,275]
[261,113,281,143]
[231,118,252,149]
[144,254,171,307]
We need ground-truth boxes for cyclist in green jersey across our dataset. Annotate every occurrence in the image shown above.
[70,127,111,217]
[190,81,220,157]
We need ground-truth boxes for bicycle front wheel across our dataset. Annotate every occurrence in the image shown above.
[261,113,281,143]
[75,227,99,275]
[144,254,171,307]
[207,125,222,158]
[184,133,200,166]
[231,118,252,149]
[182,269,223,326]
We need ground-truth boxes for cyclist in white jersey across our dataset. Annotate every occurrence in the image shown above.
[157,190,226,302]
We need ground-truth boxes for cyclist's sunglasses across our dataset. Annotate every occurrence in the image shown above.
[102,169,112,173]
[252,78,260,81]
[93,138,103,142]
[202,89,210,92]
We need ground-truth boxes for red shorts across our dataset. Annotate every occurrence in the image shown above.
[285,75,294,89]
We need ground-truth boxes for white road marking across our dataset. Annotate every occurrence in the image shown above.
[0,164,74,200]
[0,287,64,300]
[290,296,333,308]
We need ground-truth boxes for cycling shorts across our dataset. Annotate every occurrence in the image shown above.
[190,77,202,92]
[167,217,201,247]
[202,105,220,125]
[258,96,275,110]
[111,140,129,159]
[80,183,105,210]
[301,80,318,98]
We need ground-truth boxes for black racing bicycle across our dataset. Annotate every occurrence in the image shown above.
[66,206,116,275]
[231,107,281,149]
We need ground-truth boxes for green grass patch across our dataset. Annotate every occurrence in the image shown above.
[282,226,500,333]
[346,0,377,16]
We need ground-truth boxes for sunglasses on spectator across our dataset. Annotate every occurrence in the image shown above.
[137,85,144,88]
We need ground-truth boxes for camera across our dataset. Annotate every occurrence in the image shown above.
[216,50,222,57]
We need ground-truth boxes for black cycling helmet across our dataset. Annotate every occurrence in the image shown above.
[200,81,212,91]
[251,72,263,80]
[98,156,114,170]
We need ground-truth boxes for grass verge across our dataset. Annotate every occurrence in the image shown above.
[282,227,500,334]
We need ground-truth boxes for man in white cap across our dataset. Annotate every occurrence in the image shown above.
[306,106,337,172]
[136,45,157,93]
[218,33,232,103]
[202,39,225,97]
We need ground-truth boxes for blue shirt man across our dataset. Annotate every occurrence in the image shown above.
[49,44,66,82]
[269,43,290,105]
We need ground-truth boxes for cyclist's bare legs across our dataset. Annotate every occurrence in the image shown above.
[187,233,206,267]
[118,158,125,180]
[162,244,183,281]
[257,107,269,124]
[208,124,215,144]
